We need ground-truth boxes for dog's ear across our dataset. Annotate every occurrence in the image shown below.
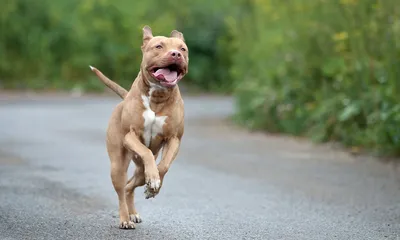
[142,25,153,47]
[170,30,185,42]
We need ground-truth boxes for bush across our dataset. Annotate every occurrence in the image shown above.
[230,0,400,156]
[0,0,235,92]
[2,0,400,155]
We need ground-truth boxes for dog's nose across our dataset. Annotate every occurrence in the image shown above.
[169,50,181,59]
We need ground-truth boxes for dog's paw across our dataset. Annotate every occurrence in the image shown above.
[119,220,136,229]
[144,170,161,199]
[144,185,158,199]
[144,179,160,199]
[144,174,160,191]
[130,213,142,223]
[148,178,161,191]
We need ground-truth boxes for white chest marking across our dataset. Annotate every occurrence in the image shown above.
[141,86,167,147]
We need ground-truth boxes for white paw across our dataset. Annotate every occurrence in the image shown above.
[144,179,160,199]
[149,178,160,191]
[119,220,135,229]
[144,170,161,199]
[130,213,142,223]
[144,186,157,199]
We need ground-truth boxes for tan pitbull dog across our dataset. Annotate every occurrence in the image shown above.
[89,26,188,229]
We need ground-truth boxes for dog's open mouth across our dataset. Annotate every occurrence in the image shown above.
[151,64,183,86]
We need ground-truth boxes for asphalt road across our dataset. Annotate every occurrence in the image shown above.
[0,93,400,240]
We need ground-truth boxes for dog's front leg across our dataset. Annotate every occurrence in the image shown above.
[156,137,181,195]
[123,131,160,198]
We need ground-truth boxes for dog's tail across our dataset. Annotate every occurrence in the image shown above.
[89,65,128,99]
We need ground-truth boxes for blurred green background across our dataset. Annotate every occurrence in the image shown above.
[1,0,400,156]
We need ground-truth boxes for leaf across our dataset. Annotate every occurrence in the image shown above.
[339,103,360,122]
[322,57,346,77]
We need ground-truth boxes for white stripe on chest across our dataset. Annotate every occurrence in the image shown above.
[141,86,167,147]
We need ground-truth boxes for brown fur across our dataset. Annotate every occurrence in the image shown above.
[90,25,188,229]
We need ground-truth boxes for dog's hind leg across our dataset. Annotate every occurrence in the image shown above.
[125,159,145,223]
[109,149,135,229]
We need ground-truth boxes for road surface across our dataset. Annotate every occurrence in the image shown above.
[0,93,399,240]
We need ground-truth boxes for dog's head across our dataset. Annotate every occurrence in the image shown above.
[140,26,189,88]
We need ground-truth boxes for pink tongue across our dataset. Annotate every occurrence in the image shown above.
[154,68,178,82]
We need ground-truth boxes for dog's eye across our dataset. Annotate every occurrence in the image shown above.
[155,45,162,49]
[181,47,186,52]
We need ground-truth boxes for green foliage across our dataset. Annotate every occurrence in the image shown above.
[2,0,400,155]
[0,0,235,92]
[231,0,400,155]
